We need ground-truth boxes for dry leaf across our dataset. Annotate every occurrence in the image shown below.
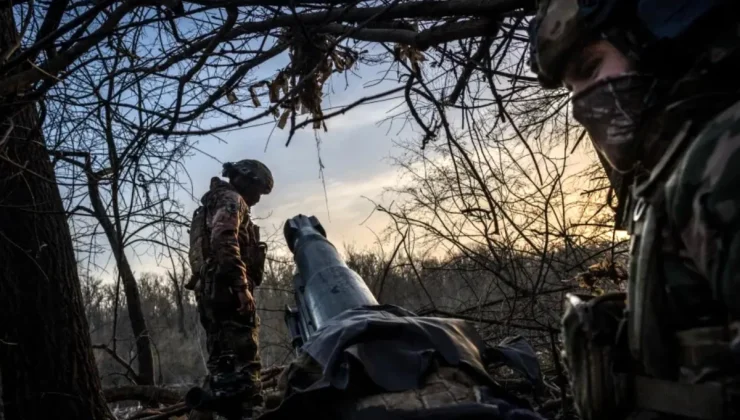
[394,44,405,62]
[588,261,603,272]
[410,49,426,62]
[268,84,279,103]
[344,53,356,69]
[277,109,290,129]
[226,90,238,104]
[576,272,596,288]
[95,167,114,179]
[281,74,289,95]
[332,53,344,72]
[313,110,324,129]
[412,62,421,75]
[249,87,261,107]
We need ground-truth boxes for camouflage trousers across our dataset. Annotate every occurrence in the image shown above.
[197,296,263,405]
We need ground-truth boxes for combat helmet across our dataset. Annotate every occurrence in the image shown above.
[528,0,627,89]
[528,0,640,228]
[222,159,274,195]
[527,0,733,229]
[528,0,729,90]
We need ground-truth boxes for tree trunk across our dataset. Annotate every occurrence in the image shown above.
[87,175,155,385]
[176,290,187,338]
[0,9,114,420]
[168,271,188,338]
[0,366,4,420]
[114,259,156,385]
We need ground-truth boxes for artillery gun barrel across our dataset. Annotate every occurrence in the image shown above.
[270,214,545,420]
[283,214,377,339]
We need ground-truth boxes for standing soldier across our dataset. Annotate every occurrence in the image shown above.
[187,159,273,418]
[527,0,740,419]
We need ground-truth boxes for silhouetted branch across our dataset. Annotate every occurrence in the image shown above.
[103,385,183,405]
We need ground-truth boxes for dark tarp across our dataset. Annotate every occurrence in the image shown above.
[486,335,544,393]
[302,305,494,392]
[260,305,544,419]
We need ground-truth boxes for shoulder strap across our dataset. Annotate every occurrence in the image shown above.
[201,205,211,260]
[634,119,694,201]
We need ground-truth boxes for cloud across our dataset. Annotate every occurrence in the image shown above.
[87,64,420,280]
[121,91,414,278]
[126,161,401,278]
[257,166,401,249]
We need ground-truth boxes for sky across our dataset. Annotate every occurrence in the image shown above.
[89,40,610,280]
[127,62,419,276]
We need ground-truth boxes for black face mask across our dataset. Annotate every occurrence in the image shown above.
[571,74,659,173]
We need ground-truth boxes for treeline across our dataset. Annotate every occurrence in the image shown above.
[83,242,625,390]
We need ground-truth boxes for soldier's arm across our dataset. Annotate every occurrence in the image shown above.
[209,189,248,287]
[667,101,740,320]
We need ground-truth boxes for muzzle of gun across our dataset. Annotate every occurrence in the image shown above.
[283,214,378,350]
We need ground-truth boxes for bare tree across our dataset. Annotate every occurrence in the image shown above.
[364,46,627,412]
[48,81,191,386]
[0,365,4,420]
[0,0,536,397]
[0,6,115,419]
[1,0,538,138]
[0,2,634,417]
[167,258,191,338]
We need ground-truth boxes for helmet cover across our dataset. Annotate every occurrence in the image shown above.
[528,0,622,89]
[222,159,274,194]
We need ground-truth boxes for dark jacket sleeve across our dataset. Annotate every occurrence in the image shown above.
[208,188,249,287]
[666,99,740,320]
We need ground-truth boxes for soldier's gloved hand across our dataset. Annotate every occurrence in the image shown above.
[234,286,255,314]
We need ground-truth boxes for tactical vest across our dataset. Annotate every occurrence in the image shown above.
[241,220,267,290]
[562,13,740,420]
[186,204,268,293]
[186,205,210,292]
[623,98,740,419]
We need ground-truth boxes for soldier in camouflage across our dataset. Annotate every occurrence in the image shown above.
[528,0,740,419]
[188,159,273,416]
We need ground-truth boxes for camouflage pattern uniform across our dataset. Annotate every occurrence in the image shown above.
[191,160,273,412]
[197,176,262,402]
[529,1,740,419]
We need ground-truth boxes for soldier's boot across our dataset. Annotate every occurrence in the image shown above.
[234,384,263,419]
[245,391,265,418]
[238,360,263,415]
[188,375,215,420]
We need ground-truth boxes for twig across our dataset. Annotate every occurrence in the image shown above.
[92,344,142,384]
[549,331,568,413]
[103,385,182,405]
[375,227,409,299]
[130,402,187,420]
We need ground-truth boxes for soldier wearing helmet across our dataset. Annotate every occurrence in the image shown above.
[187,159,273,417]
[528,0,740,419]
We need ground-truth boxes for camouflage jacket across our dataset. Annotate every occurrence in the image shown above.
[201,177,258,290]
[622,22,740,417]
